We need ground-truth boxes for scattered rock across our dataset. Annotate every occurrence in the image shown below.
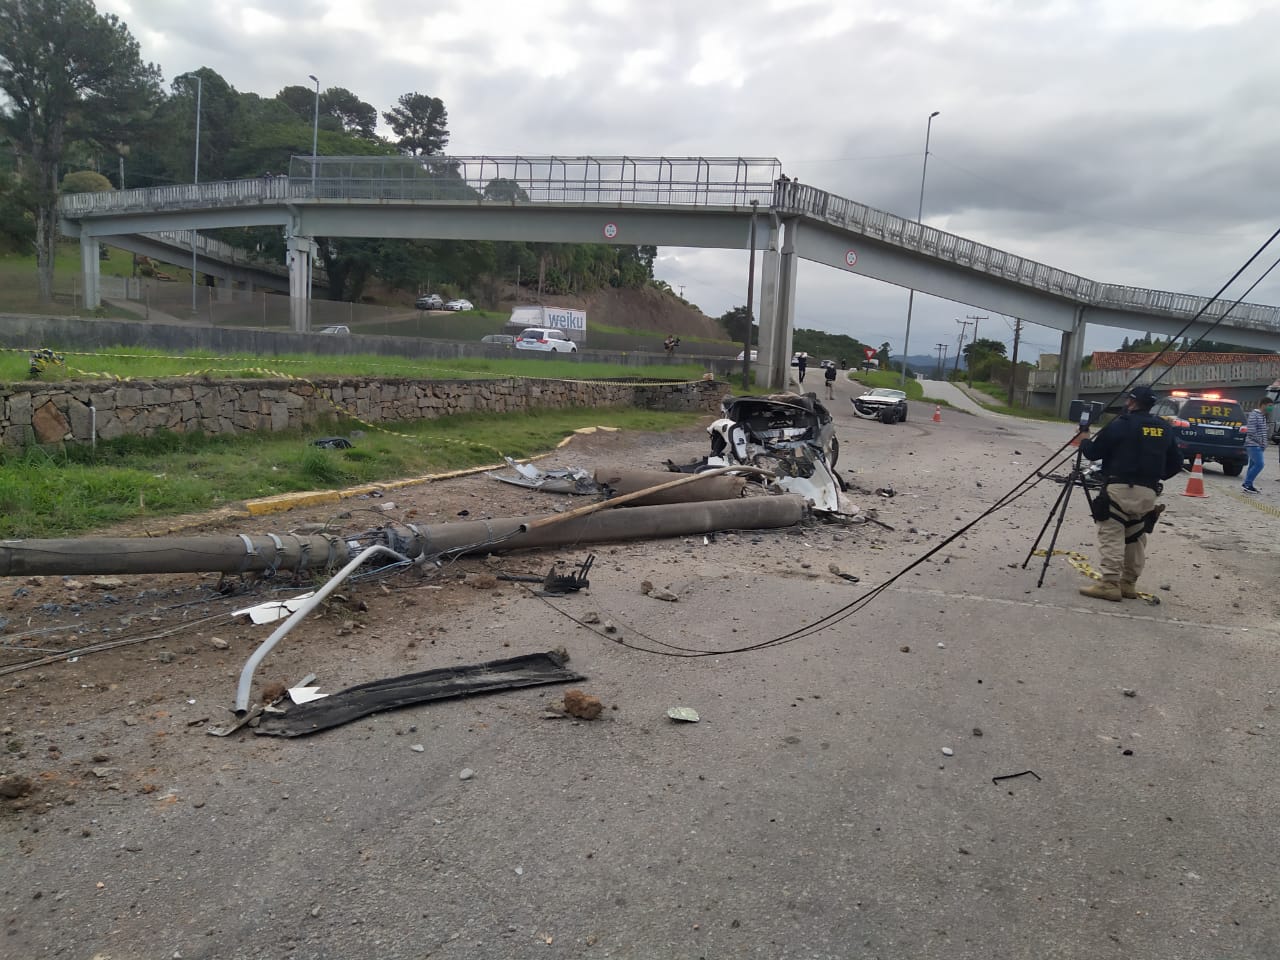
[648,587,679,602]
[0,775,34,799]
[260,681,288,705]
[410,744,425,753]
[640,580,654,595]
[459,768,475,781]
[91,577,125,590]
[156,650,176,664]
[563,689,604,720]
[1122,688,1137,698]
[667,706,700,723]
[899,645,910,653]
[602,620,618,634]
[209,637,229,650]
[581,612,602,624]
[465,573,498,590]
[972,728,983,737]
[941,747,954,757]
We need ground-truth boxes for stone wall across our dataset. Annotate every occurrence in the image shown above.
[1,376,726,447]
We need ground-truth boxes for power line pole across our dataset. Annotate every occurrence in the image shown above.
[953,317,973,377]
[935,342,947,379]
[966,314,988,386]
[1008,317,1023,407]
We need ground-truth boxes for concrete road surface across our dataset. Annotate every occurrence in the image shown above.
[2,384,1278,960]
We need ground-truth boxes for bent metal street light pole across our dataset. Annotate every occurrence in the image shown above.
[900,110,939,389]
[308,74,320,192]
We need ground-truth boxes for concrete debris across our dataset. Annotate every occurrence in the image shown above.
[210,637,230,650]
[459,768,475,781]
[647,587,679,602]
[581,612,602,624]
[486,456,600,495]
[465,573,499,590]
[667,706,700,723]
[563,689,604,720]
[90,577,124,590]
[941,747,955,757]
[0,775,35,799]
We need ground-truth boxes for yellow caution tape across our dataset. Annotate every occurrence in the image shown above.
[1031,548,1160,604]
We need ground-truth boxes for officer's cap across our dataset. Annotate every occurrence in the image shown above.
[1127,385,1157,405]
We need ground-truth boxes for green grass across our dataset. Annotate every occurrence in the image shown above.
[0,407,706,538]
[9,346,707,384]
[850,370,925,400]
[965,379,1064,421]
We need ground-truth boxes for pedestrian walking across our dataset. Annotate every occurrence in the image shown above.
[1076,385,1182,602]
[1243,395,1268,492]
[823,361,837,400]
[796,353,808,385]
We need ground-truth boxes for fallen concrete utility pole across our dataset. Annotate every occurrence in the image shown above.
[0,496,807,579]
[594,466,748,505]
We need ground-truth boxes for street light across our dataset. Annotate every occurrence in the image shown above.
[900,109,940,389]
[192,74,202,315]
[308,74,320,192]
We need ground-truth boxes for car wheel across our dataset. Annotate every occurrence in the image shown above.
[1222,461,1244,477]
[550,347,558,353]
[900,406,908,421]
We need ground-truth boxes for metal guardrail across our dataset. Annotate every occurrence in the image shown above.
[59,156,780,217]
[1027,359,1280,391]
[774,182,1280,333]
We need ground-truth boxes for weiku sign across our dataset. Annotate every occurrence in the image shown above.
[507,306,587,341]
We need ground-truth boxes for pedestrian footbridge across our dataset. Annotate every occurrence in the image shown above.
[59,155,1280,414]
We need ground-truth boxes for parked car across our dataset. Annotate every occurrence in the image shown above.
[851,387,909,423]
[414,294,444,310]
[481,334,515,346]
[1149,391,1247,475]
[515,327,578,353]
[317,325,350,335]
[444,298,474,311]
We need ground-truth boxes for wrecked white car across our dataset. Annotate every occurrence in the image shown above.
[851,387,909,424]
[668,393,850,513]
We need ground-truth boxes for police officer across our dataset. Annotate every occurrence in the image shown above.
[1076,385,1182,601]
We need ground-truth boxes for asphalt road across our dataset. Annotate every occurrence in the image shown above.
[3,375,1278,959]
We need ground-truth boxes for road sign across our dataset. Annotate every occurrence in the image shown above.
[603,222,619,240]
[845,250,858,267]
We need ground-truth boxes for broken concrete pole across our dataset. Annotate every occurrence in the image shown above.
[0,497,807,579]
[593,466,747,505]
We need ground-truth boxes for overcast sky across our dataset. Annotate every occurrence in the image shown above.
[98,0,1280,359]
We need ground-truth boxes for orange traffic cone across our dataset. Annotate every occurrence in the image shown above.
[932,405,942,423]
[1182,454,1207,498]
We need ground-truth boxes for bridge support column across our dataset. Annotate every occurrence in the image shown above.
[80,235,101,310]
[1054,307,1086,418]
[757,220,781,388]
[286,236,314,333]
[759,218,798,392]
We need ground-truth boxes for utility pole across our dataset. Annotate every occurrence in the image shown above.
[934,342,947,380]
[1008,317,1023,407]
[953,317,973,377]
[965,314,987,386]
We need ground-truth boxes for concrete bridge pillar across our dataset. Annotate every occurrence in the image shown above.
[758,217,798,392]
[286,235,315,332]
[1054,307,1087,418]
[757,219,781,388]
[80,235,101,310]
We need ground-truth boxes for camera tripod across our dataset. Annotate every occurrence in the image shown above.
[1022,448,1100,588]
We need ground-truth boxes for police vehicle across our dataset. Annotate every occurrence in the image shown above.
[1148,391,1248,476]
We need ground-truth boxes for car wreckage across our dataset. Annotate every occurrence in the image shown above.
[850,387,909,423]
[667,393,850,513]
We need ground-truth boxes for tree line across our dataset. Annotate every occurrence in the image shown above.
[0,0,657,306]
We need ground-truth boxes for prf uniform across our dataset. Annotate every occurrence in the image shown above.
[1078,397,1182,600]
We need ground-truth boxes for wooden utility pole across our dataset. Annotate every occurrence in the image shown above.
[1008,317,1023,407]
[966,314,988,386]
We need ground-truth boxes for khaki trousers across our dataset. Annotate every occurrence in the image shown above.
[1095,483,1157,583]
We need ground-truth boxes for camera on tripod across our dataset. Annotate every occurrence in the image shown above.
[1068,399,1104,430]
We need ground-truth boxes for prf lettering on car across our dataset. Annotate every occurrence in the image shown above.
[1188,404,1243,424]
[1141,426,1164,437]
